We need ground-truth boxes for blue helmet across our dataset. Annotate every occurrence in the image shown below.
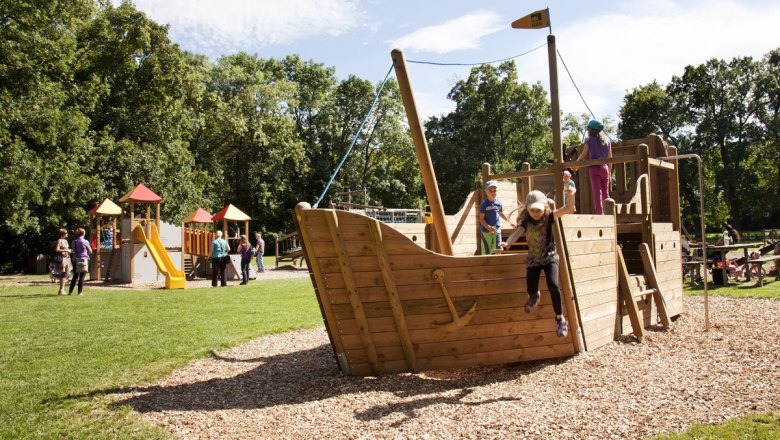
[586,119,604,131]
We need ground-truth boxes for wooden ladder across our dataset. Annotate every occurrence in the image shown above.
[616,242,670,341]
[104,249,117,281]
[184,255,194,278]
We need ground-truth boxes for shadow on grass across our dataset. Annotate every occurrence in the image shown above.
[82,343,552,419]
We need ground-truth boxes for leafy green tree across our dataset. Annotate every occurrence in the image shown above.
[194,53,307,233]
[668,56,767,229]
[426,61,551,212]
[0,0,98,270]
[74,1,209,221]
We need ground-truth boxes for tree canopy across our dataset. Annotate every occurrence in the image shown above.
[1,0,777,271]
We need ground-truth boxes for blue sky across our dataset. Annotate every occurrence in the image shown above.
[125,0,780,121]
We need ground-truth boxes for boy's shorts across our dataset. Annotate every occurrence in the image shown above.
[480,229,500,255]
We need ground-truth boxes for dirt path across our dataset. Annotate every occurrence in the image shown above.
[112,295,780,439]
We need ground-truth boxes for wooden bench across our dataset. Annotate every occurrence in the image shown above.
[682,259,712,286]
[745,255,780,287]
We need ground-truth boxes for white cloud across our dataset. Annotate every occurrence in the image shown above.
[550,0,780,119]
[387,10,505,54]
[126,0,365,57]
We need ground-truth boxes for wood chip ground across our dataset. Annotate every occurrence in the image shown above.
[111,295,779,439]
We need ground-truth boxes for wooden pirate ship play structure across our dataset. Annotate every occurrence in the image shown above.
[293,38,685,376]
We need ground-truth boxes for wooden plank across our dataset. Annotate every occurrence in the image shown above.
[639,243,669,326]
[294,205,349,372]
[369,220,418,372]
[576,286,618,309]
[327,276,526,304]
[554,217,582,353]
[616,246,645,340]
[568,252,617,270]
[564,239,617,256]
[571,267,616,283]
[412,344,576,371]
[580,313,616,350]
[337,302,567,336]
[325,211,380,373]
[320,262,526,290]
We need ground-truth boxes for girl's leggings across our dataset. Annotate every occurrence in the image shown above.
[526,261,563,316]
[588,164,610,215]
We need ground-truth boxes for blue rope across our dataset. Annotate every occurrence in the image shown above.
[407,43,546,67]
[313,62,396,208]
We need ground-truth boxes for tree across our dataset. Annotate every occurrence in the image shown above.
[426,61,552,212]
[191,53,307,233]
[0,0,98,270]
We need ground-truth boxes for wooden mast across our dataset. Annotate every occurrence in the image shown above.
[547,34,564,205]
[391,49,453,256]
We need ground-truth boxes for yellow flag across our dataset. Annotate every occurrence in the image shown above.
[511,8,550,29]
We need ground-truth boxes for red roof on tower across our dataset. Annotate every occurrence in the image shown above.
[118,183,162,203]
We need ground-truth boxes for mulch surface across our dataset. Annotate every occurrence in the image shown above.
[111,295,780,439]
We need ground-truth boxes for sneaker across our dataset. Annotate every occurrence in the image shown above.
[524,292,540,314]
[556,316,568,338]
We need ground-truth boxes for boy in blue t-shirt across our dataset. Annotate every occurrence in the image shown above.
[479,180,515,255]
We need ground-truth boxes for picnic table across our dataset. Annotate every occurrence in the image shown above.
[705,242,763,284]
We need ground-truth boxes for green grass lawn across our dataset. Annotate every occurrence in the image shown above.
[0,277,321,439]
[1,272,778,439]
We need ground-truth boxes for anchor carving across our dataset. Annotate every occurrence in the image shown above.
[431,268,477,332]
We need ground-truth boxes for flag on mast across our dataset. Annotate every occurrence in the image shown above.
[511,8,550,29]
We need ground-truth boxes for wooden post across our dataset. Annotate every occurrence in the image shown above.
[547,35,564,206]
[391,49,453,256]
[553,215,583,353]
[521,162,532,195]
[666,143,681,233]
[129,202,135,283]
[294,203,351,374]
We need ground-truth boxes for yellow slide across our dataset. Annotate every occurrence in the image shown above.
[133,224,186,289]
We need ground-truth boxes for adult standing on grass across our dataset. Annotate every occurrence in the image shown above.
[573,119,612,215]
[68,228,92,296]
[52,228,72,295]
[211,230,229,287]
[254,232,265,273]
[238,234,254,285]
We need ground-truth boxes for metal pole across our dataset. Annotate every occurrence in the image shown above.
[659,153,709,330]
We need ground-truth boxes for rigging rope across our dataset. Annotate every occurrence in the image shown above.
[556,49,596,120]
[312,62,396,208]
[407,43,546,66]
[312,43,604,208]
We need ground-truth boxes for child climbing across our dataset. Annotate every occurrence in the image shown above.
[500,186,575,337]
[479,180,515,255]
[563,169,576,212]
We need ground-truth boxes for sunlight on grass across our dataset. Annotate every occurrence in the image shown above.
[0,277,320,438]
[653,413,780,439]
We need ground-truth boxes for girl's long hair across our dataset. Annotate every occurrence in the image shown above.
[588,127,607,146]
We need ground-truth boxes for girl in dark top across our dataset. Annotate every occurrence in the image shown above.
[501,187,575,337]
[238,234,254,285]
